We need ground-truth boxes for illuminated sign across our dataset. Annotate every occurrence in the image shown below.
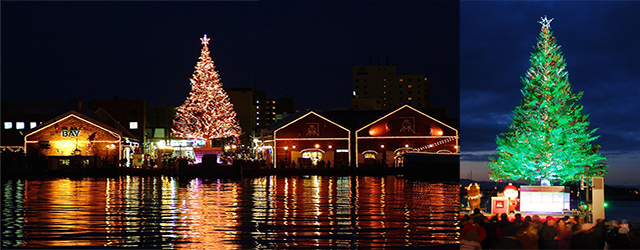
[520,186,570,214]
[61,126,81,137]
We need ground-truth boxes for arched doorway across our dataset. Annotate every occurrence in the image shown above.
[393,147,414,167]
[362,150,379,160]
[300,148,325,167]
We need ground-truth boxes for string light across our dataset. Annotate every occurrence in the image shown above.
[172,35,242,141]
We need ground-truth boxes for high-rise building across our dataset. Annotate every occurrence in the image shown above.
[226,87,257,136]
[254,91,296,129]
[351,64,430,110]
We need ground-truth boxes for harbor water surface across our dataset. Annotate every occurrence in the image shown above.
[2,175,459,249]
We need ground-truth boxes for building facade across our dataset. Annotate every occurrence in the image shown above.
[265,105,458,169]
[24,110,123,171]
[273,111,351,169]
[351,65,430,110]
[354,105,458,168]
[91,98,146,143]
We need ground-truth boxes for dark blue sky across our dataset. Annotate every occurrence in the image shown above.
[2,1,459,116]
[460,1,640,186]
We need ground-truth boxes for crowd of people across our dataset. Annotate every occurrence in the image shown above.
[460,208,640,249]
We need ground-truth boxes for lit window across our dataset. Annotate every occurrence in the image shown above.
[129,122,138,130]
[256,100,260,104]
[399,79,403,82]
[4,122,12,129]
[256,122,260,126]
[30,122,38,129]
[153,128,165,138]
[16,122,25,130]
[256,117,260,120]
[408,97,413,101]
[256,112,260,114]
[256,106,259,109]
[408,85,412,88]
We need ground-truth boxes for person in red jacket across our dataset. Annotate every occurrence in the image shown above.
[461,216,487,243]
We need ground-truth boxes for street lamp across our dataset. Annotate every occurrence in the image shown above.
[284,146,289,167]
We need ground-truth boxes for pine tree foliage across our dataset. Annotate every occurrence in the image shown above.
[172,35,242,141]
[487,17,607,185]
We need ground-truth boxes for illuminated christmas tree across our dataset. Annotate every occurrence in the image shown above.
[172,35,242,145]
[487,17,607,185]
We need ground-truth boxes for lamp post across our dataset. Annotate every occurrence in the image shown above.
[284,146,288,167]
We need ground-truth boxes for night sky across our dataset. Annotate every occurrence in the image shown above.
[461,2,640,186]
[3,2,638,187]
[2,1,459,116]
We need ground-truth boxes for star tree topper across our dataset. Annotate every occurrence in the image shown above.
[200,34,210,46]
[538,15,554,29]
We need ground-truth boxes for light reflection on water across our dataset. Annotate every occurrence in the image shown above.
[2,175,459,248]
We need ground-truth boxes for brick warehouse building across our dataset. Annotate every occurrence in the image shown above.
[265,105,458,169]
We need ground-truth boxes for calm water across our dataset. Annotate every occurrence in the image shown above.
[2,175,460,249]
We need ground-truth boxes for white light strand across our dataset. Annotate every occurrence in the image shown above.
[412,136,458,152]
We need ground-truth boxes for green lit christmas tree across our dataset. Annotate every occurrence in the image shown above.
[488,16,607,185]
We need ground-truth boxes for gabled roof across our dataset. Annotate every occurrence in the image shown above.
[355,104,458,135]
[264,110,309,131]
[273,110,350,135]
[25,109,122,140]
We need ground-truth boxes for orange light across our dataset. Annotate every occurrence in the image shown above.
[315,144,320,149]
[368,122,389,136]
[431,126,444,136]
